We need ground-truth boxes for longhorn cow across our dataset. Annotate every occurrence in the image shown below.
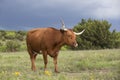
[26,19,85,73]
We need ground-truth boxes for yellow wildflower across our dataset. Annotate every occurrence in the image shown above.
[14,72,20,76]
[44,70,52,76]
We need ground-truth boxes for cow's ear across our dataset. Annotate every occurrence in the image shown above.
[60,29,67,33]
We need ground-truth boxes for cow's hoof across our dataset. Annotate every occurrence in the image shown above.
[32,68,36,72]
[55,71,60,73]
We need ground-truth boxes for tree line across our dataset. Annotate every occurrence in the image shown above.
[0,19,120,52]
[0,30,26,52]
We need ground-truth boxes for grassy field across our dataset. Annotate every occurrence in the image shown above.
[0,49,120,80]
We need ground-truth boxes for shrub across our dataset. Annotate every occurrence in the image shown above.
[0,45,7,52]
[6,40,21,52]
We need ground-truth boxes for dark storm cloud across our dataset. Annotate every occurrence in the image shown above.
[0,0,120,31]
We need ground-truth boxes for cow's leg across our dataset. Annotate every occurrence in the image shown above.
[27,48,37,71]
[53,55,59,73]
[43,51,48,71]
[34,53,38,60]
[31,53,37,71]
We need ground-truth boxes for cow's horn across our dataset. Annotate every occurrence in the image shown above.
[60,18,67,31]
[74,29,85,35]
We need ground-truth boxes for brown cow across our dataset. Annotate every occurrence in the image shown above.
[26,20,85,73]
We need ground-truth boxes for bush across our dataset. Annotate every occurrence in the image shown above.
[20,44,27,51]
[6,40,21,52]
[0,45,7,52]
[4,32,16,40]
[61,45,69,51]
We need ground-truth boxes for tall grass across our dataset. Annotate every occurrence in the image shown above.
[0,49,120,80]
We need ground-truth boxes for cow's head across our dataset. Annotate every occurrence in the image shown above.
[60,19,85,47]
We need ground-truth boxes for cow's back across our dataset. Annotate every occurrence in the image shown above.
[26,27,61,52]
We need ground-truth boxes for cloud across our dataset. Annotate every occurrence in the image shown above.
[92,0,120,19]
[1,0,120,19]
[31,0,120,19]
[0,0,120,31]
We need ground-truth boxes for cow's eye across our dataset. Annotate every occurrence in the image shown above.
[68,35,72,39]
[68,35,71,37]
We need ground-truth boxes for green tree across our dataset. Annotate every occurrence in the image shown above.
[73,18,120,50]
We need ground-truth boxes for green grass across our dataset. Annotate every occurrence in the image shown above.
[0,49,120,80]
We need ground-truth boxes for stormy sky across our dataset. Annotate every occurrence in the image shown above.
[0,0,120,31]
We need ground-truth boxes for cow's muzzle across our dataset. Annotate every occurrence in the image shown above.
[73,42,78,47]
